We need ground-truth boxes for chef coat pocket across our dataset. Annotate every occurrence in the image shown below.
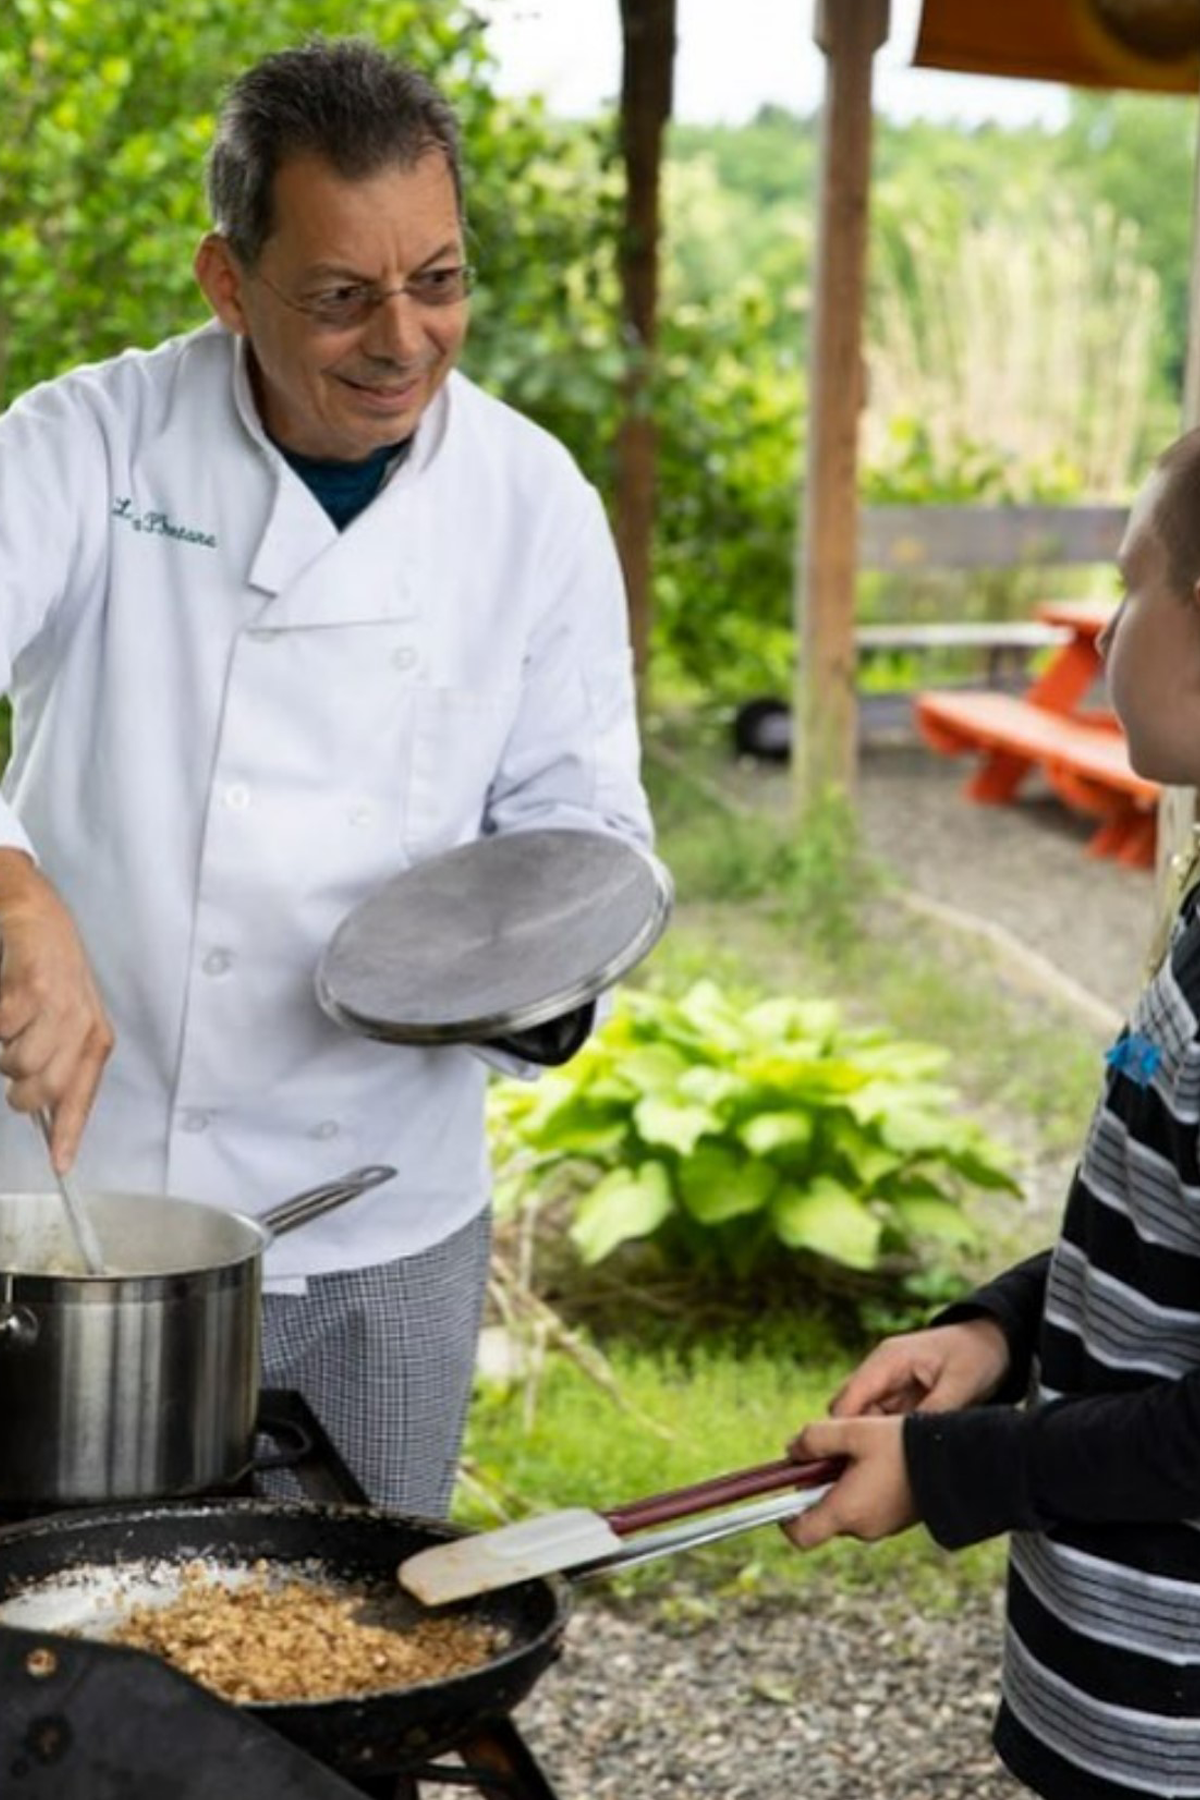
[403,686,520,858]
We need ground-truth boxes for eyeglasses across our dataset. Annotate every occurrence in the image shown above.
[253,263,475,329]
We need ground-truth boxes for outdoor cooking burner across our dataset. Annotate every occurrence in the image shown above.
[0,1392,567,1799]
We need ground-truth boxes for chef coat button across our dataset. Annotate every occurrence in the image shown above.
[225,782,251,810]
[309,1120,340,1141]
[392,646,418,672]
[203,948,233,977]
[348,803,374,828]
[181,1110,211,1134]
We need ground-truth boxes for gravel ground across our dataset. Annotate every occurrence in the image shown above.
[725,732,1158,1023]
[508,734,1151,1800]
[853,738,1156,1021]
[515,1584,1022,1799]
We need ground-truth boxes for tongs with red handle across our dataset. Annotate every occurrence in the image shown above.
[602,1454,843,1532]
[398,1454,845,1605]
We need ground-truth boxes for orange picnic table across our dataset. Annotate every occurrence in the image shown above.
[915,598,1159,869]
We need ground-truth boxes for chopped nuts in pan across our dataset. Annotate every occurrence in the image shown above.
[106,1560,506,1704]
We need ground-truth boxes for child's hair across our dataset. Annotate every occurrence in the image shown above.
[1150,426,1200,596]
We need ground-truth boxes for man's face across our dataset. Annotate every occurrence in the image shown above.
[196,151,468,461]
[1100,470,1200,786]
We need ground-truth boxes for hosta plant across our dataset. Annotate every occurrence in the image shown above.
[487,981,1020,1282]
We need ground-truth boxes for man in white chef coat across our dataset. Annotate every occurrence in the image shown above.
[0,37,651,1510]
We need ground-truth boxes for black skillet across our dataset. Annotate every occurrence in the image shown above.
[0,1499,570,1776]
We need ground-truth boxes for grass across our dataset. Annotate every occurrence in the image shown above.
[458,711,1101,1608]
[643,715,874,961]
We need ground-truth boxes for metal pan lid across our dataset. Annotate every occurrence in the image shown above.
[315,828,672,1045]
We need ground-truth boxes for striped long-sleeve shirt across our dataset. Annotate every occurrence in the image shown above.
[905,889,1200,1800]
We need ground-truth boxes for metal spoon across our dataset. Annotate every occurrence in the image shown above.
[35,1109,106,1275]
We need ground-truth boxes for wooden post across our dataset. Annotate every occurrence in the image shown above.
[615,0,677,697]
[1158,72,1200,891]
[793,0,889,805]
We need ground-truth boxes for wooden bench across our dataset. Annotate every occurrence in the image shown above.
[855,506,1155,865]
[916,689,1158,868]
[856,619,1070,686]
[856,504,1125,689]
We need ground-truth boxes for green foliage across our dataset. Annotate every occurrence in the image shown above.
[650,100,1179,699]
[665,112,815,348]
[861,417,1081,508]
[868,188,1165,498]
[650,282,804,699]
[463,99,623,491]
[489,980,1019,1286]
[647,117,811,699]
[1061,89,1196,395]
[643,706,1099,1182]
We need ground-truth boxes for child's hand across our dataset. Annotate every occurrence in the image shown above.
[829,1318,1011,1419]
[782,1415,916,1548]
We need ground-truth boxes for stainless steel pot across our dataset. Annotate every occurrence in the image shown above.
[0,1164,395,1505]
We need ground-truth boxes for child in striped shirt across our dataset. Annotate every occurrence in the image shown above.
[786,427,1200,1800]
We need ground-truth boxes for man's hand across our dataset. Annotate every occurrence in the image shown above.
[827,1318,1012,1419]
[0,851,113,1170]
[783,1415,916,1549]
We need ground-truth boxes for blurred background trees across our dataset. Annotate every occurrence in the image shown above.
[0,0,1189,701]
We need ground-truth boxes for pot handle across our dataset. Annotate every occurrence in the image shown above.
[258,1164,397,1241]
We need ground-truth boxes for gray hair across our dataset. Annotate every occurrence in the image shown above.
[205,36,463,265]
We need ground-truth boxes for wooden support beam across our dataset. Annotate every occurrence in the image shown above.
[615,0,677,694]
[793,0,889,804]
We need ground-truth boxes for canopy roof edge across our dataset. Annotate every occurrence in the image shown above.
[915,0,1200,96]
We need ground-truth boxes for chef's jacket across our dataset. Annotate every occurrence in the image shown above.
[0,322,651,1279]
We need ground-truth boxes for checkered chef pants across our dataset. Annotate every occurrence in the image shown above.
[259,1207,492,1516]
